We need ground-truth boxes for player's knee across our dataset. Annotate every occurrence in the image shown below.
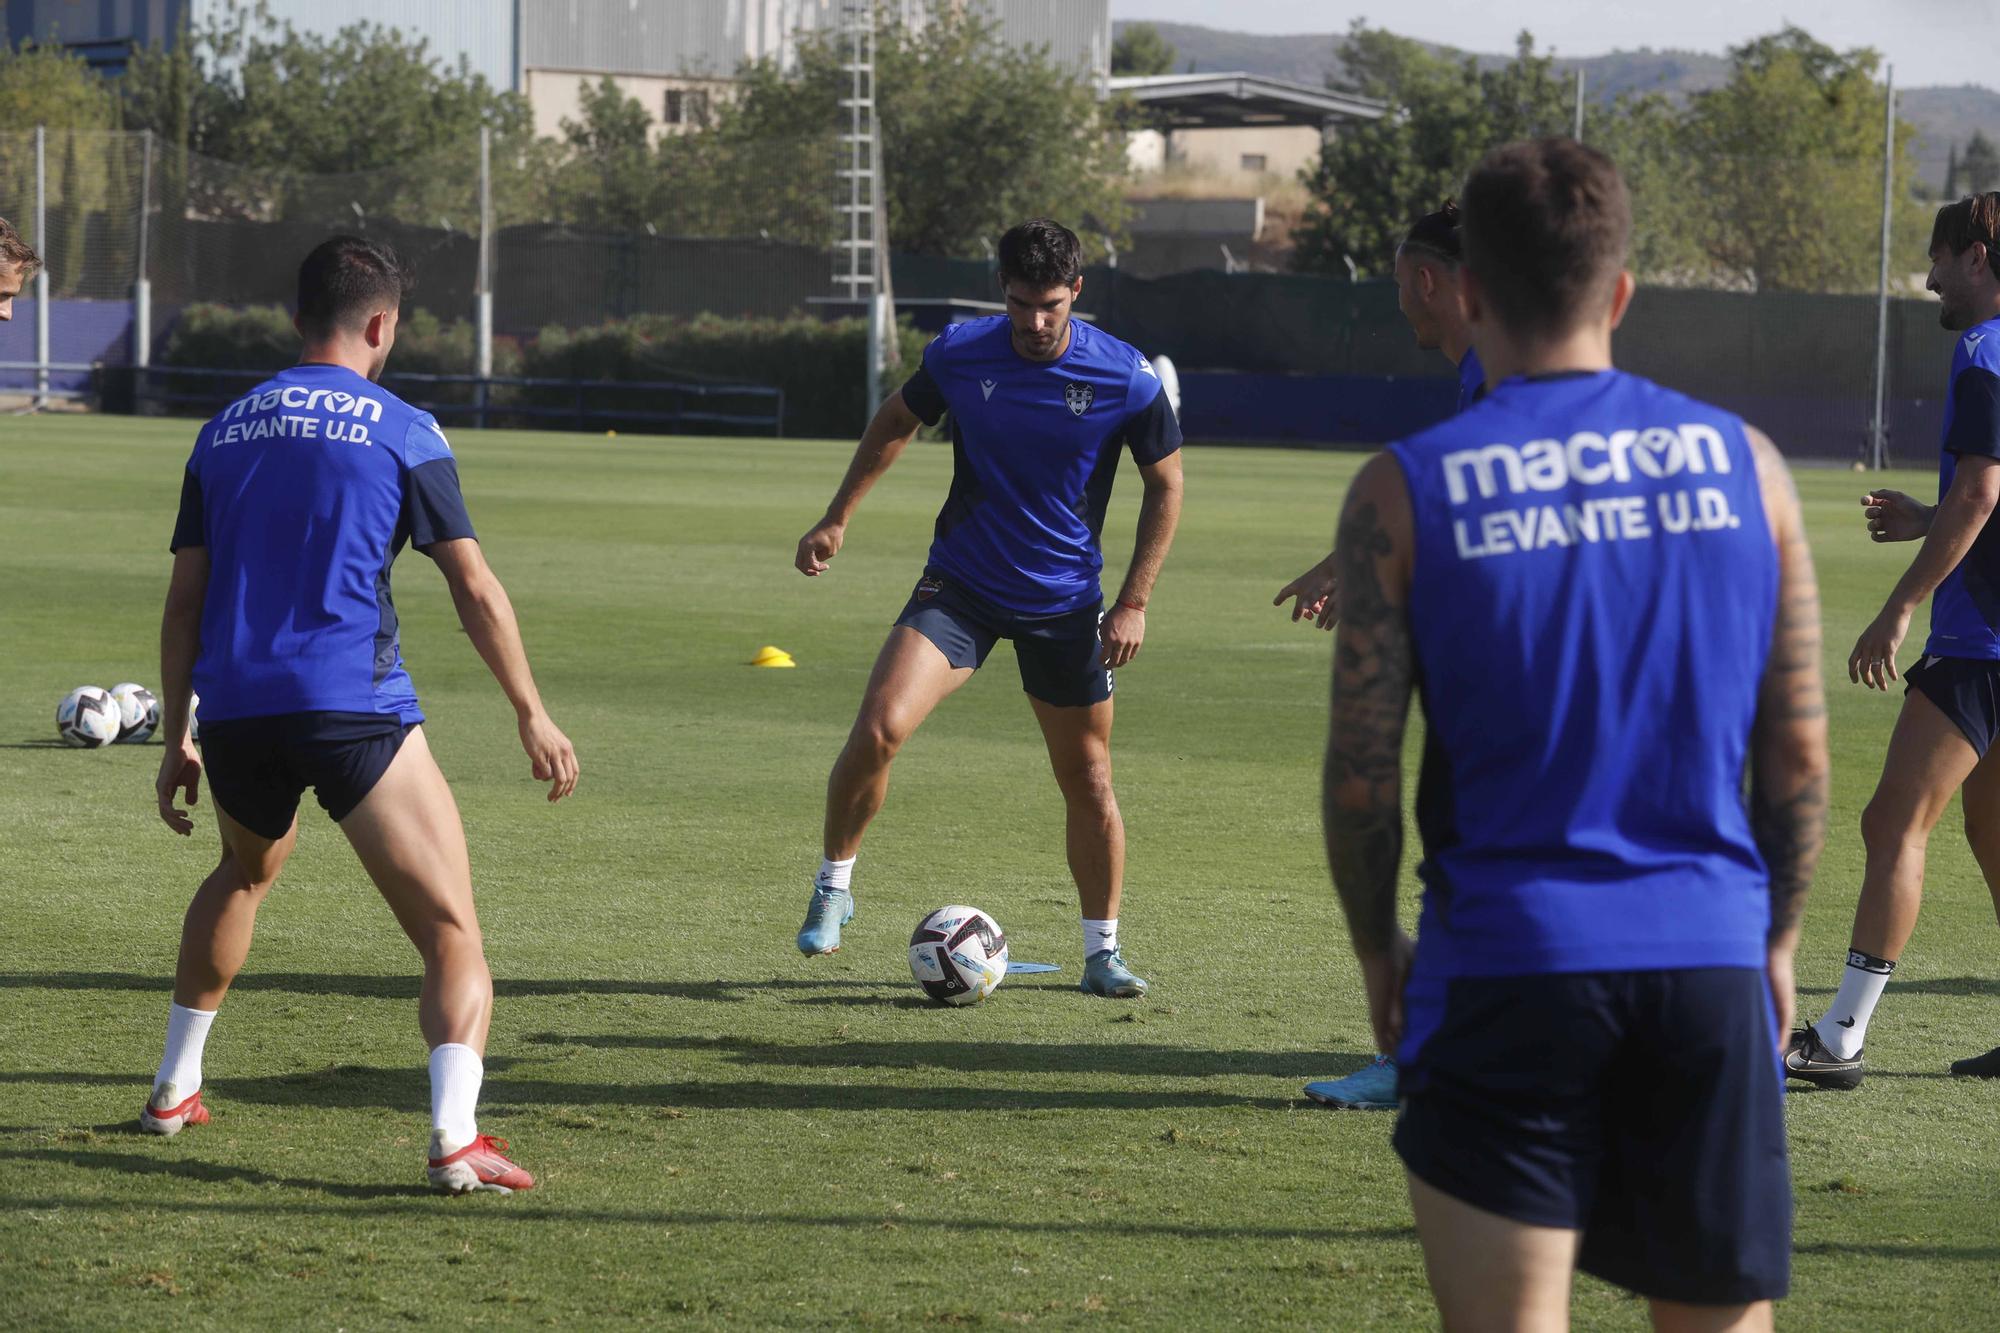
[1054,756,1115,807]
[214,848,279,896]
[414,915,485,967]
[846,714,908,770]
[1860,792,1926,851]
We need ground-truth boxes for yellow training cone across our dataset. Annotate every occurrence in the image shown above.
[750,645,797,668]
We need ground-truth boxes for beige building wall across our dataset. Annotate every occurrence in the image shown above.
[526,68,734,143]
[1159,126,1326,179]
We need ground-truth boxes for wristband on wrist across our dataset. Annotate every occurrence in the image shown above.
[1116,598,1146,613]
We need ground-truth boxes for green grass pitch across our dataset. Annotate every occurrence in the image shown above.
[3,415,1998,1328]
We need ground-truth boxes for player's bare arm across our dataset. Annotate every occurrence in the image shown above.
[1747,427,1830,1046]
[1100,450,1183,669]
[430,537,579,802]
[1322,452,1416,1055]
[1862,488,1935,542]
[796,390,925,575]
[1850,454,2000,689]
[155,545,209,836]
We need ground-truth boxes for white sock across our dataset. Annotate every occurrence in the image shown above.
[1083,917,1118,957]
[429,1043,483,1148]
[155,1002,216,1098]
[816,856,855,894]
[1814,950,1896,1060]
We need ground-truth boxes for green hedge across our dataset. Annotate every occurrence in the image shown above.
[159,305,927,438]
[521,313,929,439]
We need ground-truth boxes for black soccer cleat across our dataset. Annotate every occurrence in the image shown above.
[1783,1027,1864,1090]
[1948,1046,2000,1079]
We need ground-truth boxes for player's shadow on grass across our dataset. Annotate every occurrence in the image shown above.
[0,1067,1295,1113]
[525,1033,1366,1080]
[0,1146,428,1198]
[0,970,905,1004]
[1796,977,2000,999]
[0,737,74,748]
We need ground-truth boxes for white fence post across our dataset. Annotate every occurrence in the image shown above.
[34,124,49,410]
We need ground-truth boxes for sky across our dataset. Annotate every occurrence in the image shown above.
[1108,0,2000,90]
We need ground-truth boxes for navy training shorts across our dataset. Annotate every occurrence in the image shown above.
[1392,966,1791,1305]
[1905,652,2000,758]
[199,710,415,840]
[893,566,1112,708]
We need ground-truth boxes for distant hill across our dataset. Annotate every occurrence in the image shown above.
[1116,20,1999,192]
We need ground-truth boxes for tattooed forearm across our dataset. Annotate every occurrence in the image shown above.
[1748,442,1829,943]
[1323,490,1415,957]
[1751,766,1827,940]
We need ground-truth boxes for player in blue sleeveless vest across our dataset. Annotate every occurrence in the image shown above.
[147,237,580,1194]
[1789,193,2000,1089]
[792,219,1184,995]
[1323,140,1827,1323]
[1279,202,1486,1112]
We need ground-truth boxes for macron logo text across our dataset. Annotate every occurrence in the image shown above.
[1441,424,1732,505]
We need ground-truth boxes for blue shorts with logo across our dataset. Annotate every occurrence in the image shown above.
[1393,966,1791,1305]
[893,567,1112,708]
[199,711,414,839]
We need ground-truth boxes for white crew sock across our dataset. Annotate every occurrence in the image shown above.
[155,1002,216,1098]
[816,856,856,894]
[1083,917,1118,958]
[1814,950,1896,1060]
[429,1043,483,1148]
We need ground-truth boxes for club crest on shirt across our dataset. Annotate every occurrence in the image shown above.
[1064,381,1094,416]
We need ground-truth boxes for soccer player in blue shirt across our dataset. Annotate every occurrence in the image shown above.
[1277,201,1486,1112]
[146,237,580,1194]
[791,218,1184,996]
[1325,140,1828,1324]
[1789,192,2000,1088]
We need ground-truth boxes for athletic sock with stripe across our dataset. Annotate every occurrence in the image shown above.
[1814,950,1895,1060]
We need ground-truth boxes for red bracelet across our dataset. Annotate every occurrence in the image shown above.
[1116,599,1146,613]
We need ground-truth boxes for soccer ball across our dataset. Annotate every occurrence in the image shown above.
[109,682,160,743]
[908,905,1008,1006]
[57,686,122,749]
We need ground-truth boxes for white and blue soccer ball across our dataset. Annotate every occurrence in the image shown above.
[908,905,1008,1006]
[109,682,160,743]
[57,686,122,749]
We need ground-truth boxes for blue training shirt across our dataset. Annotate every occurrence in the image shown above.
[899,316,1182,615]
[1388,370,1778,1015]
[1456,347,1486,413]
[1926,315,2000,659]
[169,363,475,723]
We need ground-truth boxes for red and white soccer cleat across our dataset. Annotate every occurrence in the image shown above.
[139,1084,210,1136]
[427,1132,535,1195]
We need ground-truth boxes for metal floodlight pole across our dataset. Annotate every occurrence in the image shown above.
[1871,64,1896,471]
[476,125,494,430]
[1573,68,1585,142]
[34,124,49,410]
[135,129,154,370]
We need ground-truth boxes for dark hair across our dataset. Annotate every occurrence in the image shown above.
[997,218,1082,289]
[1461,138,1631,338]
[0,215,42,278]
[1400,199,1463,265]
[296,235,413,338]
[1930,194,2000,278]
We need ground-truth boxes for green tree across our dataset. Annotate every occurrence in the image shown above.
[546,78,664,230]
[122,2,534,225]
[1112,24,1178,77]
[1294,27,1570,276]
[0,40,118,131]
[1961,130,2000,196]
[717,5,1130,258]
[1682,27,1922,291]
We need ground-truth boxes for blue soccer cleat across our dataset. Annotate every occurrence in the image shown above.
[796,886,853,956]
[1303,1055,1399,1110]
[1079,948,1148,998]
